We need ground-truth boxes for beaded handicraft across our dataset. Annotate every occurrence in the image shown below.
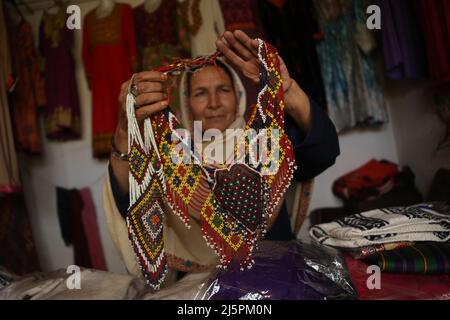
[126,40,296,289]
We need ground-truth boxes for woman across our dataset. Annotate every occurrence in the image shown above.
[103,30,339,281]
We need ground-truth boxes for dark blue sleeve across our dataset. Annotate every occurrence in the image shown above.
[108,162,129,219]
[285,98,340,182]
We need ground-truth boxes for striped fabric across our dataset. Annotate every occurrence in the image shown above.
[364,242,450,274]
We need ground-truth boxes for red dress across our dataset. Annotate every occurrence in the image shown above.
[82,3,137,158]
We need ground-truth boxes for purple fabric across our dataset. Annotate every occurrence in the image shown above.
[377,0,427,80]
[206,241,355,300]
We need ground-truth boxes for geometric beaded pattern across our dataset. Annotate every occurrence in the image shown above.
[127,174,167,288]
[154,112,204,226]
[129,40,297,282]
[129,143,151,184]
[213,164,263,232]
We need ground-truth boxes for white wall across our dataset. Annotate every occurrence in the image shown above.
[19,1,448,272]
[298,111,399,239]
[386,79,450,196]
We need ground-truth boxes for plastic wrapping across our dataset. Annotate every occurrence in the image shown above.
[194,241,356,300]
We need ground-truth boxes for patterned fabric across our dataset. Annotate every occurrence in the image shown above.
[126,41,296,288]
[133,0,190,116]
[345,254,450,300]
[181,0,225,57]
[313,0,387,132]
[364,242,450,274]
[82,3,137,158]
[347,241,414,260]
[6,16,46,154]
[0,2,20,194]
[310,203,450,248]
[219,0,257,33]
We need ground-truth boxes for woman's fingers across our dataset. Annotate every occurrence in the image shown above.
[223,31,254,61]
[216,37,246,68]
[134,70,167,82]
[234,30,259,56]
[135,100,169,123]
[135,81,164,94]
[135,92,167,107]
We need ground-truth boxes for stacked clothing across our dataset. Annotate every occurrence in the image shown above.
[310,203,450,248]
[310,203,450,299]
[344,255,450,300]
[311,203,450,277]
[364,242,450,274]
[332,159,400,202]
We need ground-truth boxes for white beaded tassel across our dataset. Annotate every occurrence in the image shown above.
[126,75,168,289]
[126,76,152,204]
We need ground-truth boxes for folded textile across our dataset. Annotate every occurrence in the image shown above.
[332,159,400,202]
[364,242,450,274]
[310,203,450,248]
[347,242,415,260]
[344,255,450,300]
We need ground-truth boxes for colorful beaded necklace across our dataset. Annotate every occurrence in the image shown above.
[126,40,296,289]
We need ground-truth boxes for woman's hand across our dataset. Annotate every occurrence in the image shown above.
[115,71,169,149]
[111,71,169,194]
[216,30,294,94]
[216,30,312,133]
[117,71,169,132]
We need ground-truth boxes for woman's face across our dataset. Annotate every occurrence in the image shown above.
[188,65,238,132]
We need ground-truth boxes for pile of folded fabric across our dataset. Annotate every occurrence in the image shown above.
[332,159,401,202]
[310,160,424,227]
[310,203,450,247]
[310,203,450,300]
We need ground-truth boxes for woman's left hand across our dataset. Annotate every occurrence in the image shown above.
[217,30,312,133]
[216,30,294,94]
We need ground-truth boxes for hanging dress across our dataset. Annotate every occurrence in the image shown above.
[82,3,138,158]
[40,9,81,140]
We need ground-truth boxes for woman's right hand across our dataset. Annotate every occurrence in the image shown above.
[116,71,169,140]
[111,71,170,193]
